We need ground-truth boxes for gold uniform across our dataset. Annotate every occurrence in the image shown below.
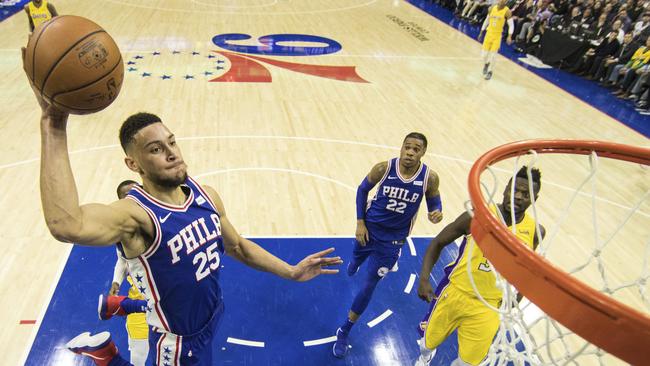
[482,6,510,52]
[422,205,536,365]
[125,275,148,340]
[27,1,53,29]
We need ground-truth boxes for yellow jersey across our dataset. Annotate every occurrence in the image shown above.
[126,275,145,300]
[27,1,53,28]
[628,47,650,69]
[486,6,510,36]
[448,205,536,300]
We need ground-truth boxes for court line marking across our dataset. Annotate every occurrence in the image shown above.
[190,0,278,8]
[367,309,393,328]
[1,135,646,218]
[407,237,417,256]
[303,336,337,347]
[17,244,73,365]
[102,0,378,15]
[404,274,417,294]
[226,337,265,347]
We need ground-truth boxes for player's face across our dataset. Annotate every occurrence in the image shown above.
[128,123,187,188]
[498,0,507,7]
[400,138,426,168]
[502,177,539,215]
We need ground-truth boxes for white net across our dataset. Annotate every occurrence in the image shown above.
[468,148,650,366]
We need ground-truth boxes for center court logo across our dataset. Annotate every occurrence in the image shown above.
[124,33,369,83]
[210,33,368,83]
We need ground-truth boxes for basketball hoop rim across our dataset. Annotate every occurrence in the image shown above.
[468,139,650,365]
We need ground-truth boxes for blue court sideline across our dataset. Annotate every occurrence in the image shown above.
[25,237,466,366]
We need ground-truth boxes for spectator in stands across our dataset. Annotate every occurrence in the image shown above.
[570,31,621,74]
[592,0,604,17]
[588,13,611,42]
[633,12,650,38]
[603,36,650,89]
[613,8,633,32]
[511,0,537,36]
[606,19,626,43]
[561,6,583,35]
[590,32,635,80]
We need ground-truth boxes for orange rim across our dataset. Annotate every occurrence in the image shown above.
[468,139,650,365]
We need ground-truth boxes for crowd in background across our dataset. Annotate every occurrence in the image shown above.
[431,0,650,115]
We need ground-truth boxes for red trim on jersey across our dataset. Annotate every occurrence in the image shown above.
[395,158,424,183]
[175,335,182,366]
[156,333,165,365]
[125,196,162,258]
[187,176,220,215]
[138,256,171,332]
[132,185,194,212]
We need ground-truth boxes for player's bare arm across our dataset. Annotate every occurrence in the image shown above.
[48,3,58,17]
[36,92,148,253]
[425,170,443,223]
[356,161,388,245]
[202,185,343,281]
[417,212,471,302]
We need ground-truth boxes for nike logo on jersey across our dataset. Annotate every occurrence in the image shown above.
[159,212,172,223]
[387,176,398,179]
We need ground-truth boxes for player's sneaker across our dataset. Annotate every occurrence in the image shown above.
[98,294,126,320]
[414,338,436,366]
[482,63,489,75]
[484,71,493,80]
[66,331,118,366]
[332,328,350,358]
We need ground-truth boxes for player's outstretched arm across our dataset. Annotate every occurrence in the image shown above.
[203,185,343,281]
[28,72,140,246]
[417,211,471,302]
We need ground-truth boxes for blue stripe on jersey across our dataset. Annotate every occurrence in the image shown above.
[365,158,429,241]
[126,177,224,336]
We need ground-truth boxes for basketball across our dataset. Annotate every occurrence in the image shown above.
[23,15,123,115]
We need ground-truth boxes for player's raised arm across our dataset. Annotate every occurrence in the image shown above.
[36,93,138,246]
[418,211,471,302]
[202,185,343,281]
[355,161,388,245]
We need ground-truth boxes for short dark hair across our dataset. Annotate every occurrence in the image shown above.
[119,112,162,152]
[116,179,138,199]
[515,166,542,191]
[403,132,427,149]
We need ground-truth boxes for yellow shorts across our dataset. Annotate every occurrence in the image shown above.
[423,284,500,365]
[482,34,502,52]
[126,312,148,340]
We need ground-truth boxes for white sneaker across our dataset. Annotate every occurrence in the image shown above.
[414,338,436,366]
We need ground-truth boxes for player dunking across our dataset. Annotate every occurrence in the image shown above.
[478,0,513,80]
[332,133,443,358]
[31,98,343,366]
[414,167,545,366]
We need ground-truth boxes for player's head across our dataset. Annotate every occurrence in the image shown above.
[119,112,187,188]
[502,166,541,215]
[116,179,138,199]
[497,0,507,7]
[400,132,427,168]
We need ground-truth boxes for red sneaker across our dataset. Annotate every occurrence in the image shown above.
[66,331,118,366]
[98,294,126,320]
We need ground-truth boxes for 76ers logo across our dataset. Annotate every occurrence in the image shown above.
[209,33,368,83]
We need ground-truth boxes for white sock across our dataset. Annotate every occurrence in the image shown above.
[128,338,149,366]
